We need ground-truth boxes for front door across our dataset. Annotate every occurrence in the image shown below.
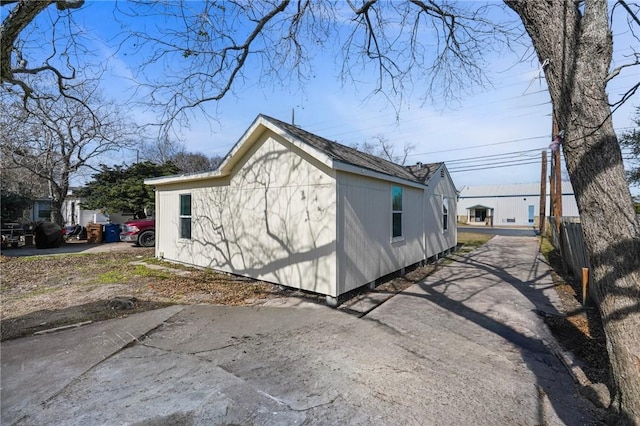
[474,208,487,222]
[528,205,535,224]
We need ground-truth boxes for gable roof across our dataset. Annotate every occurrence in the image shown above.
[260,115,441,185]
[146,114,444,186]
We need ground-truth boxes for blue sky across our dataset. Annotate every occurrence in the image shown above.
[59,2,640,195]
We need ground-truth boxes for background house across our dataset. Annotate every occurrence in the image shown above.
[457,182,579,227]
[147,114,457,303]
[61,188,110,226]
[27,197,53,223]
[62,188,137,227]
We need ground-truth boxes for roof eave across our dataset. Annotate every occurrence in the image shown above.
[333,161,427,189]
[144,170,228,186]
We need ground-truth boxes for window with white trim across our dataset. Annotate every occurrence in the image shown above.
[392,186,403,239]
[442,196,449,231]
[180,194,192,239]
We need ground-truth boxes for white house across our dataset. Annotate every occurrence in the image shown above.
[61,188,110,227]
[457,182,580,227]
[146,114,457,304]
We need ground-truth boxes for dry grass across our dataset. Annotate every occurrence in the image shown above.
[0,248,280,340]
[456,231,493,252]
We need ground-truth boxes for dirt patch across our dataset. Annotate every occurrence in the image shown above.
[540,241,611,389]
[0,247,281,340]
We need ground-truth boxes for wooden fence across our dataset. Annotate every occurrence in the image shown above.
[548,217,592,296]
[548,215,640,303]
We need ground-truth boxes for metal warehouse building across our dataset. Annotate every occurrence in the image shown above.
[457,182,579,227]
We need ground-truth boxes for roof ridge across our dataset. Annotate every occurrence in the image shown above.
[260,114,442,185]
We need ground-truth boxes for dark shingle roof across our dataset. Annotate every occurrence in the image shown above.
[262,114,442,185]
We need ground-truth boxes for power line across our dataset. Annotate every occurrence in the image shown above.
[407,135,549,157]
[449,159,541,173]
[448,156,543,170]
[444,147,544,164]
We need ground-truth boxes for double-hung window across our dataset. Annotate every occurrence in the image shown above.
[392,186,403,240]
[180,194,192,239]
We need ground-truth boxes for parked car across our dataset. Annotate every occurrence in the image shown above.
[1,223,24,248]
[120,218,155,247]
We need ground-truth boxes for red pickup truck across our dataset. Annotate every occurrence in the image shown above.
[120,218,155,247]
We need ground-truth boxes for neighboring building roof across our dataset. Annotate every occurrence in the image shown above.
[465,204,494,210]
[262,115,441,185]
[458,182,575,198]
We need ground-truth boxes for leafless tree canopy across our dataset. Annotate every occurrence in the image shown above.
[139,136,223,173]
[353,134,415,165]
[2,1,520,128]
[0,82,137,224]
[117,1,518,126]
[0,0,90,102]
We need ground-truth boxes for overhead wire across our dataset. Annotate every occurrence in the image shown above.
[449,160,541,173]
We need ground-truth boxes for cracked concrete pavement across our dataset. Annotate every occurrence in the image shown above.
[1,236,602,425]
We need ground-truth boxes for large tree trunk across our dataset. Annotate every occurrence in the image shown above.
[505,1,640,424]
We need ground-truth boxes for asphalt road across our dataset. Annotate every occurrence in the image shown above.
[1,236,600,425]
[458,225,539,237]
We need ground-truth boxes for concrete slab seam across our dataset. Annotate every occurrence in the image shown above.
[41,306,185,406]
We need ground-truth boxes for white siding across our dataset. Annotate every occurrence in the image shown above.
[336,172,424,294]
[155,131,338,296]
[61,198,110,226]
[457,182,580,226]
[424,167,458,258]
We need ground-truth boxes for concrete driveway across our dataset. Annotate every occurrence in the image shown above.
[1,236,601,425]
[0,241,142,257]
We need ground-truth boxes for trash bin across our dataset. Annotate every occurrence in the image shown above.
[86,223,103,243]
[103,223,120,243]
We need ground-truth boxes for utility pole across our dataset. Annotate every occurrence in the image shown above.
[551,118,562,237]
[551,115,566,272]
[549,149,555,229]
[554,145,563,220]
[539,150,547,235]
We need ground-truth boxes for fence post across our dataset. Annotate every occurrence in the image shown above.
[582,267,589,306]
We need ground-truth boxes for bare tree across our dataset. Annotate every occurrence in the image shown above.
[0,150,49,198]
[353,134,415,165]
[0,0,89,102]
[139,136,224,173]
[139,135,185,165]
[0,86,136,226]
[170,152,224,174]
[1,1,639,421]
